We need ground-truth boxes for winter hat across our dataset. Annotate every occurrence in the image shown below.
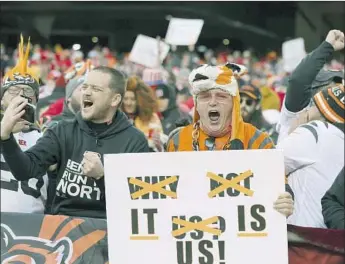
[311,69,344,90]
[65,78,83,101]
[189,63,247,97]
[1,34,40,100]
[238,79,262,101]
[188,62,248,142]
[313,84,344,124]
[155,83,171,100]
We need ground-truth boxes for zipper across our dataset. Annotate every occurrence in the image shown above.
[94,131,100,146]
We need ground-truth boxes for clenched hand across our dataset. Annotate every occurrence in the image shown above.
[81,151,104,180]
[326,29,344,51]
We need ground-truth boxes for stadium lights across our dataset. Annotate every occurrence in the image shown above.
[72,44,81,51]
[92,37,99,43]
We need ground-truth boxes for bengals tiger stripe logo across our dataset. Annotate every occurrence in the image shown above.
[1,215,107,264]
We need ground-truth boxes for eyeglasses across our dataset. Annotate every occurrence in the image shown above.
[7,86,35,97]
[240,97,254,106]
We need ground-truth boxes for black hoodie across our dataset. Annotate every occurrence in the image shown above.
[1,110,149,218]
[322,167,345,230]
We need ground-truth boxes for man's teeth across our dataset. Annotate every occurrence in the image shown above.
[84,100,93,108]
[209,111,220,121]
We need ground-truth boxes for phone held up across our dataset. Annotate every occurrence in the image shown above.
[20,95,36,124]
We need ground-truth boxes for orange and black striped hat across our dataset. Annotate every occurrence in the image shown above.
[313,84,344,124]
[238,79,261,101]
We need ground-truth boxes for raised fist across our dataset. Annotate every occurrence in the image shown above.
[325,30,344,51]
[81,151,104,180]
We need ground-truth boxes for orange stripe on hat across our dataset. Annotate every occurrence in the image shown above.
[328,88,345,110]
[240,91,258,100]
[314,92,344,123]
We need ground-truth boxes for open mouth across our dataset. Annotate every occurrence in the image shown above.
[208,110,220,122]
[83,99,94,109]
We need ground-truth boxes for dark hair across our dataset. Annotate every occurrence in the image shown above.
[93,66,127,100]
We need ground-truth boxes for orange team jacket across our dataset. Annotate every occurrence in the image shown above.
[166,122,275,152]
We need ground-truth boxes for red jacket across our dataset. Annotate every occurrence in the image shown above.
[40,98,64,118]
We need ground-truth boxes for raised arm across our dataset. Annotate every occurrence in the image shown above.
[284,30,343,112]
[1,96,61,180]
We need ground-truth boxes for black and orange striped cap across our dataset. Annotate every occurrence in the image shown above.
[238,79,261,101]
[313,84,344,124]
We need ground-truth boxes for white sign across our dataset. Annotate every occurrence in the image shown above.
[129,34,170,68]
[104,150,288,264]
[282,38,306,73]
[165,18,204,46]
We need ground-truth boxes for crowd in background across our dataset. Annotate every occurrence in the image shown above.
[1,41,343,133]
[1,29,344,232]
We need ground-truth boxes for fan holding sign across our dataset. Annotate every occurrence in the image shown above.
[165,62,294,217]
[165,17,204,46]
[103,62,294,264]
[129,34,170,69]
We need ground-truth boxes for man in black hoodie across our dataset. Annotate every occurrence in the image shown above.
[1,66,149,219]
[43,60,93,129]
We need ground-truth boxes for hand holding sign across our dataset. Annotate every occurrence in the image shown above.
[129,34,170,69]
[165,18,204,46]
[282,38,306,73]
[273,192,294,217]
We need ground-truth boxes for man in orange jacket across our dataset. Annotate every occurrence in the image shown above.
[167,63,276,151]
[166,62,294,217]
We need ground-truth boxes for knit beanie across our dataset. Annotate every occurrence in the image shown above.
[1,35,40,100]
[313,84,344,124]
[65,77,84,101]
